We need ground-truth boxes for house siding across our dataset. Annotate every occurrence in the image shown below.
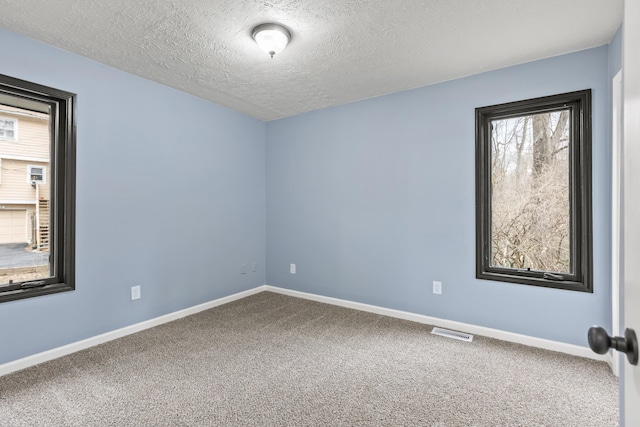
[0,106,50,246]
[0,158,50,202]
[0,107,49,159]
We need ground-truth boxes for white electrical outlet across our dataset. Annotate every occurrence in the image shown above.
[433,281,442,295]
[290,263,296,274]
[241,264,247,274]
[252,262,257,272]
[131,285,141,301]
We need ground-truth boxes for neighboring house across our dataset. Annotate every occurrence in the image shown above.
[0,106,50,249]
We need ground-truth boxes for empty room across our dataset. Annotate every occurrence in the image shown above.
[1,0,639,425]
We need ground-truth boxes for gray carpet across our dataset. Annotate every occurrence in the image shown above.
[0,291,618,426]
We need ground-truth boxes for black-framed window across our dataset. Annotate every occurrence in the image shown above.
[0,73,76,303]
[475,90,592,292]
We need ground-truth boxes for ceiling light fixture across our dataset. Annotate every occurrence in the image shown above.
[252,23,291,59]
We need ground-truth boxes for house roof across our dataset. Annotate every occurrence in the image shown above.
[0,0,623,121]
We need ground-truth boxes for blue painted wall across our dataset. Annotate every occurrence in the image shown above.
[266,46,614,347]
[609,26,623,80]
[0,24,621,365]
[0,28,266,364]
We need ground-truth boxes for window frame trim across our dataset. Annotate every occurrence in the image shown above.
[0,115,18,141]
[0,73,76,303]
[27,164,47,184]
[475,89,593,292]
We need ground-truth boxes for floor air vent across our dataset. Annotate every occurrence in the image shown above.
[431,327,474,342]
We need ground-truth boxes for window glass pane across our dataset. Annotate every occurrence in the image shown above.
[489,109,571,274]
[0,119,14,130]
[0,119,15,139]
[0,101,51,285]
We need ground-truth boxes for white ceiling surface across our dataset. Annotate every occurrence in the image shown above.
[0,1,623,121]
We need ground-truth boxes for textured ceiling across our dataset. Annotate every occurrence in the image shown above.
[0,0,623,121]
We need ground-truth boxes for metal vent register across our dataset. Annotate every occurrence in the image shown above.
[431,327,474,342]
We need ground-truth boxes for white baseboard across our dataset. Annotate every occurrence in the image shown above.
[1,284,609,377]
[0,286,267,377]
[264,285,610,363]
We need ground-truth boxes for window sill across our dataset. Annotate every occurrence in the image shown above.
[477,270,592,293]
[0,282,73,303]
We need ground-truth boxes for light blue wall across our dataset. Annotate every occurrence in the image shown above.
[0,28,266,364]
[266,46,613,347]
[0,24,619,365]
[609,26,623,80]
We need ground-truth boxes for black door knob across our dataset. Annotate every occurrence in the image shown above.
[588,326,638,366]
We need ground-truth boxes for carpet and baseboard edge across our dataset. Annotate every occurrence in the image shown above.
[263,286,609,363]
[0,284,610,377]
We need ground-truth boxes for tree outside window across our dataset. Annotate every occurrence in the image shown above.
[476,90,592,292]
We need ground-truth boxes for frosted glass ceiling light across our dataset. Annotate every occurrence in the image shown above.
[252,23,291,58]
